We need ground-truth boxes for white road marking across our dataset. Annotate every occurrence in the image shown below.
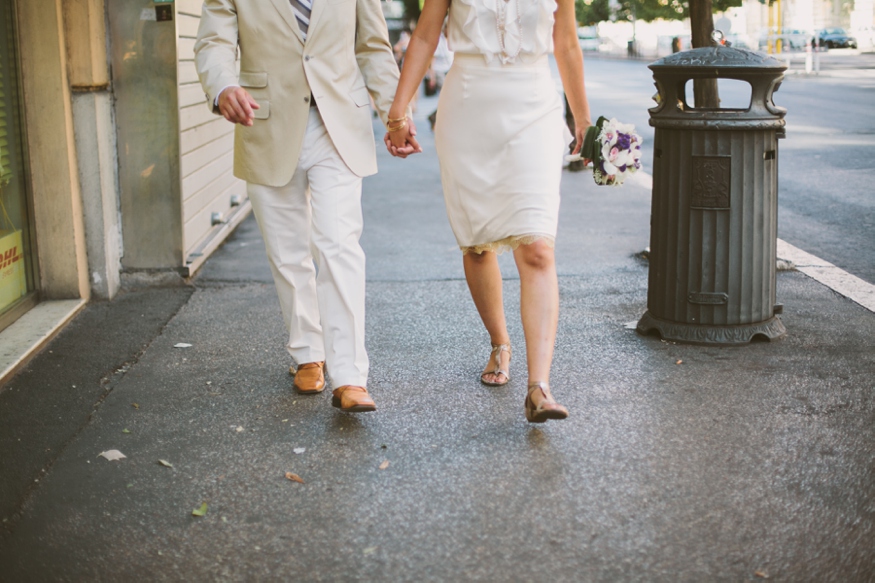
[775,240,875,313]
[630,170,875,314]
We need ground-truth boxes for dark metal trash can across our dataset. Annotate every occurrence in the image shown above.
[637,46,788,345]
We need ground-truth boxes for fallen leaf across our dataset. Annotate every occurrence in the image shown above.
[675,359,683,365]
[285,472,304,484]
[754,571,769,579]
[157,459,173,468]
[132,403,140,409]
[191,502,208,517]
[282,419,289,423]
[293,447,306,454]
[363,546,378,555]
[122,429,131,434]
[99,450,126,461]
[379,460,389,470]
[174,343,192,348]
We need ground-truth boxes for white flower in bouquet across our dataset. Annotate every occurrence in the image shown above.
[567,116,643,187]
[593,118,642,186]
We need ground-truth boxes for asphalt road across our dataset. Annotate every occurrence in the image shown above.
[581,52,875,285]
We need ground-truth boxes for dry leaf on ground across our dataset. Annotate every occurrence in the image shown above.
[285,472,304,483]
[157,459,173,468]
[191,502,208,517]
[98,450,126,461]
[675,359,683,365]
[379,460,389,470]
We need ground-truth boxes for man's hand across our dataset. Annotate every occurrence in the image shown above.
[384,117,422,159]
[218,86,260,127]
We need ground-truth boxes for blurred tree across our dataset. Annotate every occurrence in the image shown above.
[609,0,741,22]
[576,0,612,26]
[689,0,719,107]
[576,0,735,106]
[402,0,421,23]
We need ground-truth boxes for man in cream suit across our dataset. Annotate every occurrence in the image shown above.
[195,0,418,412]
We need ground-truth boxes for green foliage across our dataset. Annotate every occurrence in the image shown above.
[577,0,743,24]
[402,0,420,22]
[576,0,612,26]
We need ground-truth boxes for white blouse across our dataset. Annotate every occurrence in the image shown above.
[446,0,557,64]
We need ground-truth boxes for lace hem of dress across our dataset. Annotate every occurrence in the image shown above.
[460,233,555,255]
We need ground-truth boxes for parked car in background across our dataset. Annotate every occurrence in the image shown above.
[723,34,752,50]
[577,26,601,51]
[758,29,811,51]
[815,28,858,49]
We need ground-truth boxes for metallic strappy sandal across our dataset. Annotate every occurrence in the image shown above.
[525,381,568,423]
[480,343,511,386]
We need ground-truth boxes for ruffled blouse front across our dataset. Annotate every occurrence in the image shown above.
[446,0,557,64]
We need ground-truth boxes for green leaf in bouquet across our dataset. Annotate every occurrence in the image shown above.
[583,116,609,165]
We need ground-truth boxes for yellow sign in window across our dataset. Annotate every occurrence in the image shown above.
[0,227,25,307]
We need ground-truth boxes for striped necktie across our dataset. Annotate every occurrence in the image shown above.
[289,0,312,39]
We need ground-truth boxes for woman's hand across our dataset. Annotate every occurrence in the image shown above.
[384,117,422,158]
[572,119,593,164]
[382,0,449,158]
[554,0,593,163]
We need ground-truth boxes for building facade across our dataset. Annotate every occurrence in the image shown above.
[0,0,246,382]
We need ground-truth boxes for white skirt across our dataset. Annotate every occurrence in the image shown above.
[434,53,565,254]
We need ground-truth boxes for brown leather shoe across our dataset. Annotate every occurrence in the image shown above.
[290,362,325,394]
[331,385,376,413]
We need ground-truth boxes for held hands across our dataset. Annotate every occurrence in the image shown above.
[384,116,422,158]
[218,86,260,127]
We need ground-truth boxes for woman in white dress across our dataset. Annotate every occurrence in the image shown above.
[386,0,592,422]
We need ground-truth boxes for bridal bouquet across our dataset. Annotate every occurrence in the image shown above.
[566,116,643,186]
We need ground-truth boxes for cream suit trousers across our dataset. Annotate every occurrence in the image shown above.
[248,108,368,388]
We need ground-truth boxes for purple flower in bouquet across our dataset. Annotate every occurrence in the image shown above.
[567,116,643,187]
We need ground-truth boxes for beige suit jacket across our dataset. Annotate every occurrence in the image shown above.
[194,0,401,186]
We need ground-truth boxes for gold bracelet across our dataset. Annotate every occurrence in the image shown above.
[387,115,407,124]
[387,120,407,132]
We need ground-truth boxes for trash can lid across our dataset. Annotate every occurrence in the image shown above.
[650,46,787,73]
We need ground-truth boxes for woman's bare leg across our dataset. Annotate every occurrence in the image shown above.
[463,251,511,383]
[513,240,559,392]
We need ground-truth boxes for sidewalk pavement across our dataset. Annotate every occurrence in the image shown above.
[1,96,873,581]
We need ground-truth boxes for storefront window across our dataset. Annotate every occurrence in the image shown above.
[0,0,34,326]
